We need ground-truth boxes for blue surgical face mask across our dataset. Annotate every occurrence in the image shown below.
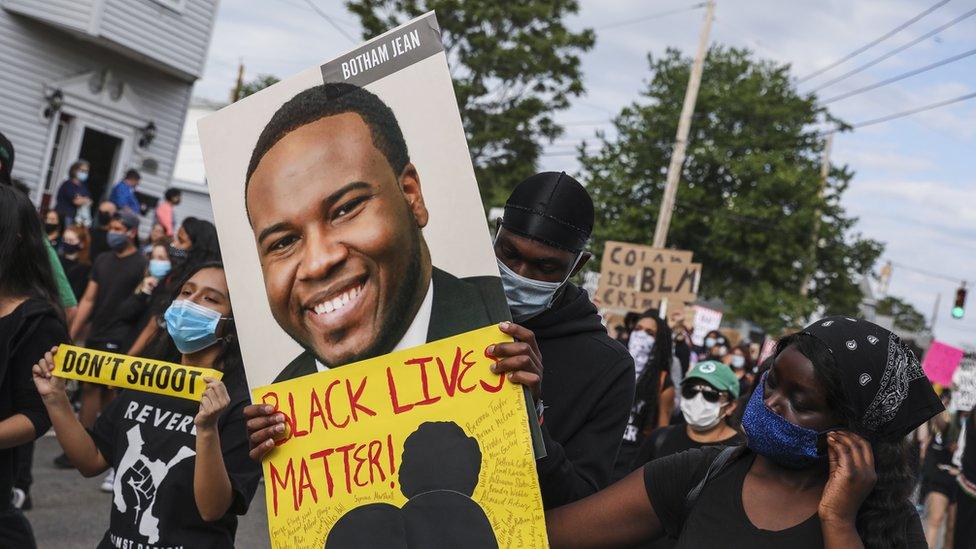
[148,259,171,278]
[163,299,229,354]
[704,337,717,348]
[731,355,746,369]
[496,255,579,322]
[106,231,129,251]
[76,171,89,182]
[742,372,829,469]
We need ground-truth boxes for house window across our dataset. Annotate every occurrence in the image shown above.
[150,0,187,13]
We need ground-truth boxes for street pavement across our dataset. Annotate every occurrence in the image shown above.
[29,434,270,548]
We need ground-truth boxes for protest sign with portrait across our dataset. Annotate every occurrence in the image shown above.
[198,11,545,548]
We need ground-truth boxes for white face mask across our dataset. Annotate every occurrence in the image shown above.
[704,337,717,348]
[730,355,746,369]
[680,393,724,432]
[628,330,655,368]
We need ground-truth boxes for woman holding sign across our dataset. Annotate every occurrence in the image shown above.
[33,262,261,549]
[0,185,70,547]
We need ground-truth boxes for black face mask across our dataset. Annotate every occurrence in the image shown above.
[97,211,113,226]
[62,242,81,255]
[168,245,189,261]
[45,223,60,233]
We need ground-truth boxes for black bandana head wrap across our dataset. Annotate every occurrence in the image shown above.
[502,171,594,253]
[801,316,943,441]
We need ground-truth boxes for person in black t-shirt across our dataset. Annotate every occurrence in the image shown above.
[612,312,674,482]
[88,201,117,262]
[546,317,943,548]
[57,224,93,300]
[33,262,261,549]
[632,360,745,549]
[67,211,147,436]
[0,185,70,548]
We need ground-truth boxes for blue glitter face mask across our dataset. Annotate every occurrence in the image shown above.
[742,372,830,469]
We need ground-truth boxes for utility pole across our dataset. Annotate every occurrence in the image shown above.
[931,292,941,331]
[652,0,716,248]
[799,131,834,297]
[231,59,245,103]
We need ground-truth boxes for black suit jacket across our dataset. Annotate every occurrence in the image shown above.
[273,267,509,382]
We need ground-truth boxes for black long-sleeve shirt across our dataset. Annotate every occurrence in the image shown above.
[0,297,68,511]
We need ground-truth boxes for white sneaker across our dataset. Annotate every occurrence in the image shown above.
[100,468,115,493]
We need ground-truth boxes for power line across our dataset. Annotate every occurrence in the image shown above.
[596,3,706,30]
[847,91,976,130]
[822,47,976,104]
[809,6,976,92]
[888,260,966,285]
[798,0,951,83]
[302,0,358,43]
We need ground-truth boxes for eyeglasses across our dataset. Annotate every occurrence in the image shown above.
[681,384,724,403]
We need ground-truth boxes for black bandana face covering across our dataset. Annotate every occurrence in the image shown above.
[801,316,944,441]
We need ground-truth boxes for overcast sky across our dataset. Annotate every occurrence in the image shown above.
[193,0,976,347]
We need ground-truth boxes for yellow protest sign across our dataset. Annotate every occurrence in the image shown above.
[253,325,547,548]
[52,345,222,401]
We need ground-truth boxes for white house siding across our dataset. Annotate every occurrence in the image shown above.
[2,0,97,34]
[172,179,215,224]
[0,8,195,214]
[99,0,219,80]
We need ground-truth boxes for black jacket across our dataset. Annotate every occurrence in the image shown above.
[275,267,509,381]
[525,283,635,509]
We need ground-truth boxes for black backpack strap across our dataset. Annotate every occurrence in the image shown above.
[682,445,742,517]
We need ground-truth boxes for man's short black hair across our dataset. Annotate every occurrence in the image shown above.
[244,83,409,199]
[164,188,182,201]
[124,168,141,181]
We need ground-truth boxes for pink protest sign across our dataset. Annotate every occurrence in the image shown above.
[922,341,964,386]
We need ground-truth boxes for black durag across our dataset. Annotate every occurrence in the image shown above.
[501,171,594,253]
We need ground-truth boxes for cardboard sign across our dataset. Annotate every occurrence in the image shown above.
[690,306,723,347]
[596,241,701,314]
[52,345,222,401]
[255,326,546,548]
[922,341,964,386]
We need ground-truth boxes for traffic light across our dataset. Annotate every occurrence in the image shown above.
[952,285,967,319]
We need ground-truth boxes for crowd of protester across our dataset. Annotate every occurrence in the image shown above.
[2,126,975,549]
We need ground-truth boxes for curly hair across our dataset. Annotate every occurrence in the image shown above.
[776,333,915,549]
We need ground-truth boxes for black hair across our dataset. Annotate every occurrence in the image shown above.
[0,130,13,186]
[151,217,221,316]
[775,333,913,549]
[633,314,674,433]
[244,83,409,207]
[0,185,64,319]
[124,168,140,181]
[164,188,182,201]
[145,261,242,381]
[398,421,481,499]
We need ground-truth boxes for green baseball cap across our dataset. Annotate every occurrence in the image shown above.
[684,360,740,398]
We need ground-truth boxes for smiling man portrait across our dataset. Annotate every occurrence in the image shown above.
[244,83,509,382]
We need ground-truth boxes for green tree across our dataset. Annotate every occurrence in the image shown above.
[238,74,280,100]
[875,295,929,333]
[581,46,883,332]
[345,0,594,207]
